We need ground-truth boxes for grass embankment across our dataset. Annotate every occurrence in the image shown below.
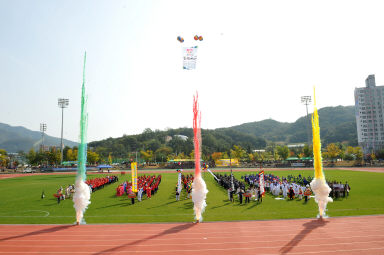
[0,169,383,224]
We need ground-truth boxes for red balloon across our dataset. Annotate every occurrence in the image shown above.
[194,35,199,40]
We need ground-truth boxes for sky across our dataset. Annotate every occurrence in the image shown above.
[1,0,384,143]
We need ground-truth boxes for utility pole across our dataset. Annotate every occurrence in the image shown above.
[40,123,47,151]
[230,154,234,190]
[58,98,69,165]
[301,96,312,146]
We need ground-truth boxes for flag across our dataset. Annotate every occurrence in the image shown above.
[177,170,182,193]
[259,170,265,196]
[131,162,138,192]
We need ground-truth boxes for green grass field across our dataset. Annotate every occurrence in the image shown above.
[0,169,383,224]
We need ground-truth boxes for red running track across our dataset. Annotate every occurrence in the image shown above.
[0,215,383,255]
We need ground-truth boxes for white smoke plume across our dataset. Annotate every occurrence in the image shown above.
[73,177,91,224]
[192,175,208,222]
[310,178,333,217]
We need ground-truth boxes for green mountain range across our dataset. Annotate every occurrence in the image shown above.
[88,105,358,158]
[227,105,357,145]
[1,105,357,154]
[0,123,78,153]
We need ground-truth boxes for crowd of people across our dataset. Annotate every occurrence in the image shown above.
[329,181,351,198]
[182,174,194,199]
[175,174,194,200]
[215,172,351,204]
[86,175,119,192]
[267,177,312,202]
[116,175,162,204]
[244,173,315,202]
[54,184,75,204]
[54,176,119,204]
[215,173,264,204]
[243,173,351,201]
[51,170,350,207]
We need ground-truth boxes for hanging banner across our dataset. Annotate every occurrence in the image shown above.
[259,170,265,196]
[182,46,198,70]
[131,162,138,192]
[177,170,182,193]
[206,168,219,181]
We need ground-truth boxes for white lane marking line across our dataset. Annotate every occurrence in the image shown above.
[0,235,383,245]
[0,240,383,248]
[0,247,383,254]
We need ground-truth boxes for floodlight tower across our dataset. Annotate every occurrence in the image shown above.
[58,98,69,165]
[301,96,312,146]
[40,123,47,151]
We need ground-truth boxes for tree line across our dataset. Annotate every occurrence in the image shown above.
[0,141,374,168]
[23,146,101,166]
[88,127,267,162]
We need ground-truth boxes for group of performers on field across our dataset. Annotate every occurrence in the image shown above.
[215,173,261,204]
[51,170,350,207]
[86,175,119,192]
[116,175,162,204]
[243,173,314,202]
[54,184,75,204]
[175,173,194,200]
[215,171,351,204]
[244,173,351,201]
[328,181,351,198]
[54,175,119,203]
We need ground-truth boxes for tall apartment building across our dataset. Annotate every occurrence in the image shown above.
[354,74,384,155]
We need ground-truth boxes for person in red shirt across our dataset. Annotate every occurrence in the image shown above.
[304,185,312,203]
[146,185,152,198]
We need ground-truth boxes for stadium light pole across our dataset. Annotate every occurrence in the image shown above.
[58,98,69,165]
[301,96,312,146]
[40,123,47,151]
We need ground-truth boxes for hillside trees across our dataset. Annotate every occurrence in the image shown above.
[87,151,100,164]
[26,149,36,165]
[230,145,246,161]
[302,144,313,158]
[0,149,9,167]
[211,152,223,161]
[46,148,60,165]
[87,126,268,161]
[155,146,173,162]
[26,147,100,166]
[140,150,153,163]
[276,146,289,160]
[168,136,193,156]
[320,143,363,162]
[324,143,342,161]
[26,148,60,165]
[65,148,78,161]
